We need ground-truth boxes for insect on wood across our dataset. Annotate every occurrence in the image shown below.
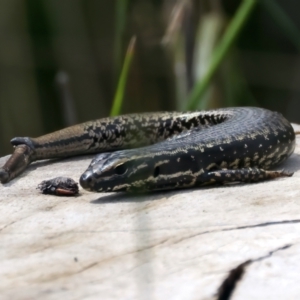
[37,177,79,196]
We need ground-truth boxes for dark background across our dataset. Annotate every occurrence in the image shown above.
[1,0,300,156]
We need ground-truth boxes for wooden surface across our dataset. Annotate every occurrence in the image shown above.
[1,125,300,300]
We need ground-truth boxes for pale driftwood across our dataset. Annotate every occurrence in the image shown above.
[1,125,300,300]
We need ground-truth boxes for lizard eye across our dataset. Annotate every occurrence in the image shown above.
[114,163,128,175]
[153,166,160,178]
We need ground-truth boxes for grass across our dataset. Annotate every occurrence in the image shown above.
[186,0,258,110]
[110,36,136,116]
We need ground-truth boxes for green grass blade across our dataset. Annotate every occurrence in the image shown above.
[110,36,136,116]
[186,0,257,110]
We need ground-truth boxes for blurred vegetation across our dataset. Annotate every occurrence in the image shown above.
[1,0,300,156]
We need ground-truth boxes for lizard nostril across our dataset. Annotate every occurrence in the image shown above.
[79,172,93,190]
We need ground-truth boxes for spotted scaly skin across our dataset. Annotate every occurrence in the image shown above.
[0,111,209,183]
[80,107,295,192]
[0,107,295,192]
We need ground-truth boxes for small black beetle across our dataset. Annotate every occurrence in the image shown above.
[37,177,79,196]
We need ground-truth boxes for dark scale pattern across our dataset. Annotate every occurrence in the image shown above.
[79,107,295,192]
[0,107,296,189]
